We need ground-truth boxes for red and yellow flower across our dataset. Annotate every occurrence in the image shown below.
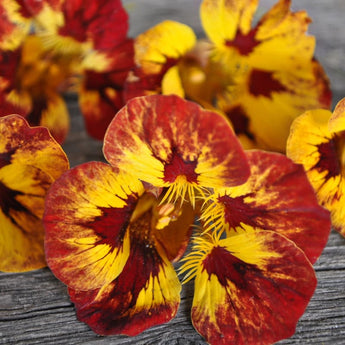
[0,35,71,143]
[1,0,134,141]
[44,162,194,335]
[181,230,318,345]
[287,97,345,236]
[201,0,331,151]
[0,114,69,272]
[44,94,250,334]
[180,150,330,345]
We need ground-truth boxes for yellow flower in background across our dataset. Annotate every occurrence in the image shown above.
[124,20,198,100]
[201,0,331,152]
[0,115,69,272]
[287,97,345,236]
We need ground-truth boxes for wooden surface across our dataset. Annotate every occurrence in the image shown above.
[1,1,345,344]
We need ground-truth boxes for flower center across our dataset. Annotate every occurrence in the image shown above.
[314,132,345,179]
[225,28,259,56]
[163,151,198,184]
[161,150,200,206]
[249,69,287,98]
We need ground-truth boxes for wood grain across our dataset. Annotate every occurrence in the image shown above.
[1,1,345,344]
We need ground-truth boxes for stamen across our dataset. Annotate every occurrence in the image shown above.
[179,229,225,284]
[200,193,227,233]
[160,175,206,208]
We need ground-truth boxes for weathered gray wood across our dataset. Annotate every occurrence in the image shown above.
[1,1,345,344]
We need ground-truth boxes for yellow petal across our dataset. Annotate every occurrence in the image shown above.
[200,0,259,46]
[135,20,196,74]
[44,162,145,290]
[0,164,53,271]
[0,115,69,180]
[329,97,345,133]
[161,65,185,98]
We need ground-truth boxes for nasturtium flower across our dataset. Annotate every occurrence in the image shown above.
[180,150,330,344]
[5,0,129,57]
[44,160,195,335]
[287,97,345,236]
[181,229,318,345]
[0,114,69,272]
[124,20,198,101]
[0,35,71,143]
[103,94,250,205]
[43,93,251,334]
[200,0,332,152]
[2,0,134,141]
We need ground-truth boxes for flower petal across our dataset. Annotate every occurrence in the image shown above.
[79,82,124,140]
[0,90,31,117]
[329,97,345,133]
[0,1,29,50]
[103,94,250,196]
[190,230,316,345]
[44,161,145,290]
[200,0,259,46]
[287,108,345,236]
[0,164,52,271]
[161,65,185,98]
[36,0,129,54]
[123,20,196,100]
[68,239,181,336]
[205,150,331,263]
[134,20,196,75]
[0,115,69,179]
[253,0,314,73]
[153,201,195,262]
[27,93,70,144]
[0,114,68,272]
